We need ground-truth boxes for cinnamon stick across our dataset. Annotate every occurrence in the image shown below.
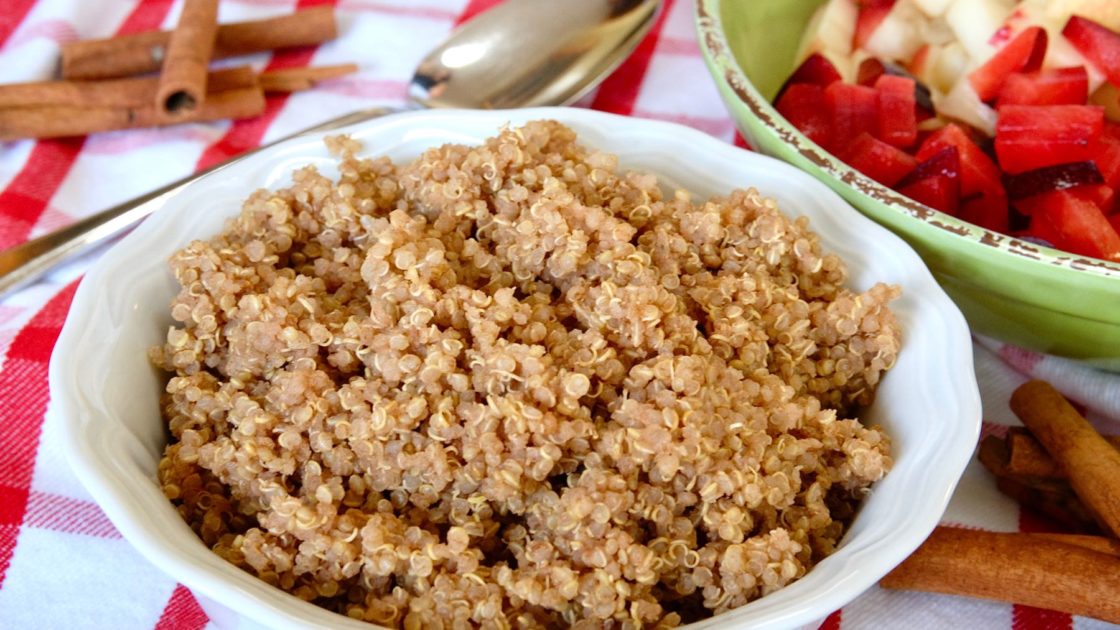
[994,476,1101,534]
[258,64,359,93]
[1010,380,1120,537]
[156,0,219,118]
[880,526,1120,623]
[0,67,256,109]
[61,7,337,81]
[981,427,1120,480]
[1030,532,1120,557]
[0,84,264,141]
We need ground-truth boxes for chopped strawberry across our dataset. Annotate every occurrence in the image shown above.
[874,74,918,148]
[1029,190,1120,260]
[1028,211,1063,248]
[897,147,962,215]
[917,124,1002,198]
[777,84,833,149]
[780,53,844,95]
[996,67,1089,108]
[1062,16,1120,87]
[854,0,896,50]
[960,192,1010,232]
[842,133,918,186]
[825,82,879,149]
[968,26,1048,103]
[1092,134,1120,190]
[995,105,1105,174]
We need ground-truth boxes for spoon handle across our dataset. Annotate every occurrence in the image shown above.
[0,106,397,299]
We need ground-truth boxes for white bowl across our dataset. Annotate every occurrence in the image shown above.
[51,107,981,629]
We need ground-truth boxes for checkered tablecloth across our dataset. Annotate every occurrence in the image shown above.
[1,1,1118,628]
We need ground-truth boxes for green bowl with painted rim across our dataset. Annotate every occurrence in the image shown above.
[695,0,1120,371]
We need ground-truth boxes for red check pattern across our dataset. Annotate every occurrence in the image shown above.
[0,1,1118,628]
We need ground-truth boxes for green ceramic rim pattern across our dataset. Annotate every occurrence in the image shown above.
[695,0,1120,368]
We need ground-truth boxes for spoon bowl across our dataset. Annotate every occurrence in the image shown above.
[411,0,661,109]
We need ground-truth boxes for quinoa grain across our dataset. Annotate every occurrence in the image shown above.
[154,121,899,628]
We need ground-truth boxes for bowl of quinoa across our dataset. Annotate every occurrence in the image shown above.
[52,108,981,629]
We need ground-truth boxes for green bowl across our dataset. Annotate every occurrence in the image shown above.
[696,0,1120,371]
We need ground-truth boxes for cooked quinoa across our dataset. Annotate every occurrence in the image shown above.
[153,120,900,629]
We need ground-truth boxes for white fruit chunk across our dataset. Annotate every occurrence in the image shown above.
[944,0,1017,62]
[864,1,930,63]
[1003,0,1108,92]
[913,0,955,18]
[934,81,998,137]
[929,41,971,94]
[795,0,859,65]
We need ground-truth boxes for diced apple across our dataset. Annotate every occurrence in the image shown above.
[928,41,971,94]
[912,0,954,19]
[944,0,1017,62]
[1020,0,1120,32]
[855,1,896,50]
[933,81,998,137]
[919,15,957,46]
[863,0,930,62]
[796,0,860,65]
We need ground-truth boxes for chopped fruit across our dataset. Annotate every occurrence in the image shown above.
[1062,16,1120,86]
[1090,82,1120,122]
[1028,211,1063,247]
[968,26,1048,102]
[825,82,880,148]
[996,67,1090,108]
[784,53,845,90]
[961,192,1010,232]
[897,146,961,214]
[945,0,1018,61]
[917,124,1003,197]
[1032,190,1120,259]
[875,74,919,147]
[858,57,888,85]
[1092,134,1120,189]
[911,0,952,18]
[863,0,926,62]
[796,0,859,64]
[934,81,997,137]
[842,132,919,185]
[1015,183,1114,215]
[995,105,1105,173]
[1004,162,1105,203]
[855,0,897,50]
[776,84,833,149]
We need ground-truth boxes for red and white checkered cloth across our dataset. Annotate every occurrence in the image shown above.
[0,1,1117,628]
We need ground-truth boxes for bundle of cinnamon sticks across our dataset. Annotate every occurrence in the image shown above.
[0,1,357,141]
[880,380,1120,623]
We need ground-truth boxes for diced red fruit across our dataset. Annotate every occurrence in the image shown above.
[854,0,896,50]
[995,105,1105,174]
[784,53,844,90]
[1107,122,1120,142]
[858,58,886,86]
[1074,184,1116,214]
[918,124,1003,198]
[874,74,918,148]
[1004,161,1104,205]
[1016,182,1114,214]
[897,147,962,215]
[776,84,833,149]
[1092,135,1120,190]
[969,26,1048,103]
[825,82,879,149]
[842,133,919,186]
[996,67,1089,108]
[1026,190,1120,260]
[1062,16,1120,87]
[960,193,1010,232]
[1028,211,1063,248]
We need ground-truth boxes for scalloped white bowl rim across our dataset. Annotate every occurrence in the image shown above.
[51,107,981,630]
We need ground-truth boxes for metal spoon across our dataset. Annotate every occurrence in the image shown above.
[0,0,661,298]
